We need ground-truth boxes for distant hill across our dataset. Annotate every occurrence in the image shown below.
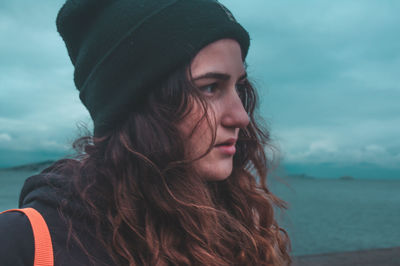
[288,174,316,180]
[283,162,400,180]
[339,175,355,180]
[0,160,56,172]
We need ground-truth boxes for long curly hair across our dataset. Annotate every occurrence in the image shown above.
[50,60,292,265]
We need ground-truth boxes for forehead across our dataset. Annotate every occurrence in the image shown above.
[190,38,245,76]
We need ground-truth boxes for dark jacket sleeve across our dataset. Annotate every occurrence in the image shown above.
[0,211,34,266]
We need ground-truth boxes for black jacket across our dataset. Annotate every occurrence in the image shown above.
[0,160,115,266]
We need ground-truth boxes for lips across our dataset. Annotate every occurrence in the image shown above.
[215,138,237,146]
[215,143,236,155]
[216,143,234,147]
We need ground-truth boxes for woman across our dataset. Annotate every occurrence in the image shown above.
[0,0,292,265]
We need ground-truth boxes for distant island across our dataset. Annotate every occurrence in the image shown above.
[288,174,316,179]
[339,175,355,180]
[287,174,355,180]
[0,162,384,181]
[0,160,56,172]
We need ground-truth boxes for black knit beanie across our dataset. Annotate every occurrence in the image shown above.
[56,0,250,137]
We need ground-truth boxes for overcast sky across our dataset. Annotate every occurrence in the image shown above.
[0,0,399,178]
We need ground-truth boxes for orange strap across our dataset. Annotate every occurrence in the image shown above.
[1,208,54,266]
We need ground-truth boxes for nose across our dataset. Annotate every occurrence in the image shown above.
[220,89,250,129]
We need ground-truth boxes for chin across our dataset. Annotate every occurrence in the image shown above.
[195,156,234,181]
[204,169,233,181]
[206,176,229,182]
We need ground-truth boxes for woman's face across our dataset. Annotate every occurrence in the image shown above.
[178,38,250,181]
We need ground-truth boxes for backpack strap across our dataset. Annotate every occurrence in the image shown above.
[0,208,54,266]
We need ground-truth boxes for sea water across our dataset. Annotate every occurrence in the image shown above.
[0,169,35,210]
[1,169,399,256]
[269,175,400,256]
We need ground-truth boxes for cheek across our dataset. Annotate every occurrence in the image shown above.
[176,113,198,142]
[178,101,210,141]
[185,123,213,159]
[176,99,217,158]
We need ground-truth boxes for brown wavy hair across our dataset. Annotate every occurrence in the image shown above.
[51,60,292,265]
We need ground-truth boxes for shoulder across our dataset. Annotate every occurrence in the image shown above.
[0,210,34,265]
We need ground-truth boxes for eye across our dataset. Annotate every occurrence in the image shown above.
[199,83,218,94]
[235,83,246,91]
[235,81,249,95]
[199,80,249,96]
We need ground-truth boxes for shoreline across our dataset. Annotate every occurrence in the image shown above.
[292,246,400,266]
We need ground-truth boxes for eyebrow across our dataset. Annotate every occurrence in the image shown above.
[192,72,247,82]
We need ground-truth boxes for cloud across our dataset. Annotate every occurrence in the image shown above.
[222,0,400,171]
[309,140,338,154]
[1,0,399,171]
[0,133,12,142]
[272,118,400,168]
[0,0,90,167]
